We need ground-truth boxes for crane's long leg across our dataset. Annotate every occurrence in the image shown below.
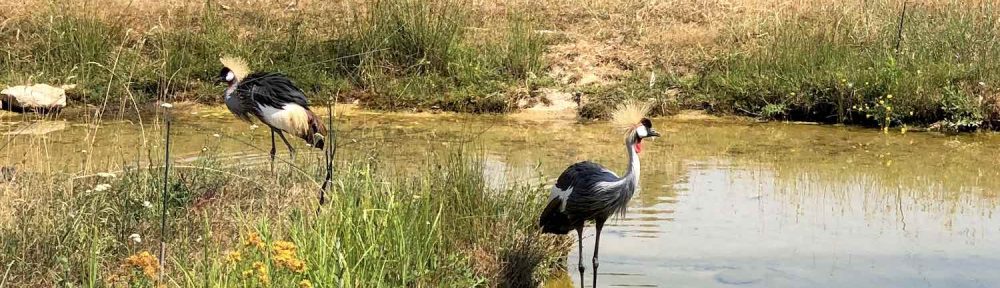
[276,130,296,162]
[269,129,277,174]
[576,226,585,287]
[593,219,606,288]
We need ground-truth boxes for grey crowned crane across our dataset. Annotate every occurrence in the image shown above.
[217,57,326,171]
[539,101,660,288]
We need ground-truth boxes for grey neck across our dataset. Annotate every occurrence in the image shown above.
[224,81,239,99]
[606,134,641,218]
[622,136,640,187]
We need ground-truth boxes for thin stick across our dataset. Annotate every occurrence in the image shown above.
[157,109,172,283]
[0,260,14,287]
[894,1,908,52]
[319,94,336,207]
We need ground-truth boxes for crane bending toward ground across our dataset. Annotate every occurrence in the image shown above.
[217,57,326,171]
[539,101,660,287]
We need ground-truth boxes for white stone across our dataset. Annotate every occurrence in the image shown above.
[1,84,73,110]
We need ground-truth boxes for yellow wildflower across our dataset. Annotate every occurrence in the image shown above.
[242,269,253,278]
[245,232,265,250]
[272,240,308,273]
[255,264,270,285]
[299,279,313,288]
[272,241,297,255]
[886,94,893,99]
[284,258,307,273]
[123,251,159,279]
[225,250,242,263]
[258,272,270,285]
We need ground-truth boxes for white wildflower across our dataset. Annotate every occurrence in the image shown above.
[142,201,153,208]
[96,172,116,178]
[249,124,259,130]
[129,233,142,243]
[212,133,221,138]
[160,102,173,108]
[93,183,111,192]
[980,81,987,87]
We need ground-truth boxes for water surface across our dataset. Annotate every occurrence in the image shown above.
[3,109,1000,287]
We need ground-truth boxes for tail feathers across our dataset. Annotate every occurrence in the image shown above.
[539,198,575,234]
[300,110,326,149]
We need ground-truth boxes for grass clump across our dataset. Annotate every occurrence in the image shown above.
[337,0,549,113]
[0,142,567,286]
[578,71,690,119]
[690,1,1000,130]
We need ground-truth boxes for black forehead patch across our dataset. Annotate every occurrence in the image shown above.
[219,67,231,76]
[640,118,653,128]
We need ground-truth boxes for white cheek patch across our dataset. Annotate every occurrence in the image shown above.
[636,125,649,137]
[225,71,235,81]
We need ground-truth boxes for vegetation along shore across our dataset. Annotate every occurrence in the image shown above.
[2,0,999,286]
[2,0,997,131]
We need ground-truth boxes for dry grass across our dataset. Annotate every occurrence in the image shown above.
[3,0,997,123]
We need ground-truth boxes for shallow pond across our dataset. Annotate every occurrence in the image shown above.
[3,108,1000,287]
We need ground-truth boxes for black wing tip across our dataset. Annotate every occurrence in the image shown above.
[312,138,325,150]
[538,198,574,235]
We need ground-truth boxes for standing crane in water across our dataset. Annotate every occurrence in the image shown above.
[217,57,326,172]
[539,101,660,287]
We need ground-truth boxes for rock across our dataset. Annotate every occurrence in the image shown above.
[1,84,74,111]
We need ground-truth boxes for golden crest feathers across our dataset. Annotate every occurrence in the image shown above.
[219,56,250,81]
[610,100,652,131]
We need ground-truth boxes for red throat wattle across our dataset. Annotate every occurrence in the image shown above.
[634,141,642,153]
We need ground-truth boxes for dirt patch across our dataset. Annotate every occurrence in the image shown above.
[509,88,578,121]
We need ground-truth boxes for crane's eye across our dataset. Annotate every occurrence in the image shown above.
[635,125,649,137]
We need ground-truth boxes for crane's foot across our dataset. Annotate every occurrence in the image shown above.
[592,256,600,288]
[269,154,276,175]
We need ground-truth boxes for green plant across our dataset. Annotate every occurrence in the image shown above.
[939,86,985,131]
[684,1,999,128]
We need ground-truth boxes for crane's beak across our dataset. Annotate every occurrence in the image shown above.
[648,129,661,138]
[214,77,226,85]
